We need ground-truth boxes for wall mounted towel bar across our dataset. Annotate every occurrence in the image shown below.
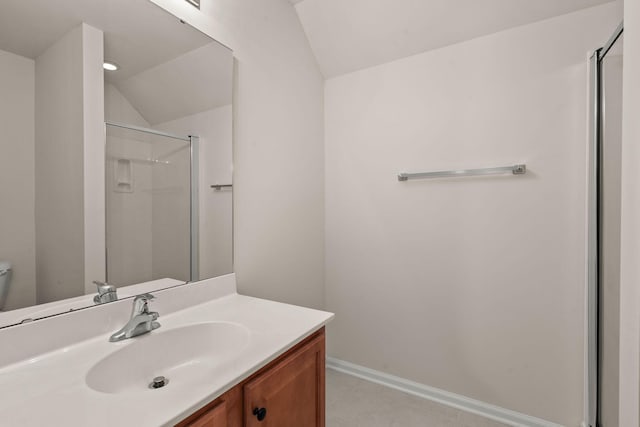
[398,164,526,182]
[210,184,233,190]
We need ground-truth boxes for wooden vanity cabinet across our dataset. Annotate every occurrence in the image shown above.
[184,401,227,427]
[176,328,325,427]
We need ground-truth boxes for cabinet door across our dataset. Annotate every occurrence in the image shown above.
[176,386,242,427]
[185,401,227,427]
[244,334,325,427]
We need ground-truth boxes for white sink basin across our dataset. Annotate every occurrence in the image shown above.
[85,322,250,394]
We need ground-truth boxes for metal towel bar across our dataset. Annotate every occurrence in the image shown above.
[398,164,526,182]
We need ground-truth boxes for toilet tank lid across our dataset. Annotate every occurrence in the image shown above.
[0,261,11,271]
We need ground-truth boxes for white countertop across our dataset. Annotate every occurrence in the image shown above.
[0,276,333,426]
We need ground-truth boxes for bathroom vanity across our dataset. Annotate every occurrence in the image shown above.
[0,274,333,426]
[177,328,325,427]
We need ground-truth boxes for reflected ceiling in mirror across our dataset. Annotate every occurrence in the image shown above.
[0,0,233,328]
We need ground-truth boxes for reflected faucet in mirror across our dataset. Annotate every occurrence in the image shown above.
[93,281,118,305]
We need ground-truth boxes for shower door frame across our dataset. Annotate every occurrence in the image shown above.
[587,21,623,427]
[104,121,200,284]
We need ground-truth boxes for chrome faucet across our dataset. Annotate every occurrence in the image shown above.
[93,280,118,304]
[109,293,160,342]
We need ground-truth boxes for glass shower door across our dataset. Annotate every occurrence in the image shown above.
[598,31,623,427]
[105,123,192,287]
[588,23,624,427]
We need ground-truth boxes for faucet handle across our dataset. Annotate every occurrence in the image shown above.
[135,293,155,301]
[132,293,156,315]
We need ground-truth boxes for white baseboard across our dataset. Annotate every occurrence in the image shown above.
[326,357,566,427]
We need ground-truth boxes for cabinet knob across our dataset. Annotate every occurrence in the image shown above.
[253,407,267,421]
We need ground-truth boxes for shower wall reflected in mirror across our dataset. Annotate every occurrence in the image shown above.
[0,0,233,328]
[106,125,193,288]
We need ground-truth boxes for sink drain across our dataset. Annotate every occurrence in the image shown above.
[149,376,169,389]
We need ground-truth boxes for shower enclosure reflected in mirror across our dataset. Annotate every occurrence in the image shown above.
[105,125,197,287]
[0,0,233,328]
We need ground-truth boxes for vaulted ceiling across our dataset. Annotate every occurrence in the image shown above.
[290,0,617,78]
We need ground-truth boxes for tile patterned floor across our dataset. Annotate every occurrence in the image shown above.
[326,369,510,427]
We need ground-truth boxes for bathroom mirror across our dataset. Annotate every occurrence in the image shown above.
[0,0,233,328]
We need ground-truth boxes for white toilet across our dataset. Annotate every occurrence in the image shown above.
[0,261,12,311]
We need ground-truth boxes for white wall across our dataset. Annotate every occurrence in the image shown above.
[150,0,325,309]
[618,0,640,423]
[155,105,234,280]
[0,49,36,310]
[324,4,621,426]
[35,25,87,304]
